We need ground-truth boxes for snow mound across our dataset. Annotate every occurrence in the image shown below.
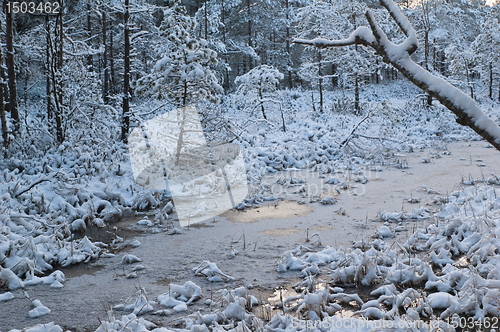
[29,299,51,318]
[192,261,234,282]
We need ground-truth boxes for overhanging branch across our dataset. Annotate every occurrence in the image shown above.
[292,0,500,151]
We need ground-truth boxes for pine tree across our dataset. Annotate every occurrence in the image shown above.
[234,64,283,120]
[135,0,222,107]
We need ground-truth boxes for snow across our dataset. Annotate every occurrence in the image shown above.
[157,281,202,312]
[0,291,14,302]
[8,322,63,332]
[3,10,500,329]
[427,292,459,309]
[29,299,51,318]
[122,254,142,264]
[192,261,234,282]
[378,225,392,237]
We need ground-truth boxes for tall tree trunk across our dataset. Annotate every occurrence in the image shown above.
[424,30,432,106]
[0,85,7,149]
[23,57,30,107]
[247,0,251,47]
[466,63,474,100]
[4,0,19,133]
[489,62,493,100]
[354,74,359,113]
[45,17,53,121]
[247,0,252,68]
[0,39,8,149]
[221,0,226,43]
[432,38,436,70]
[102,9,109,103]
[54,3,64,143]
[318,49,323,112]
[122,0,130,142]
[353,14,360,113]
[259,87,266,119]
[175,103,188,166]
[57,1,63,107]
[285,0,292,88]
[110,24,116,93]
[45,1,64,143]
[204,0,208,40]
[87,1,92,70]
[47,17,63,143]
[331,63,338,87]
[311,90,316,113]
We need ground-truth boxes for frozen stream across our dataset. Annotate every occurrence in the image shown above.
[1,141,500,331]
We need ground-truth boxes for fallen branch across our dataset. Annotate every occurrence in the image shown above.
[355,134,403,144]
[340,112,372,148]
[14,177,51,198]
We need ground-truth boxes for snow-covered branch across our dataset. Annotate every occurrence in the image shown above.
[294,26,376,49]
[293,0,500,151]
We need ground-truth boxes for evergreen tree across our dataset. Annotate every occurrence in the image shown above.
[234,64,283,120]
[135,0,222,106]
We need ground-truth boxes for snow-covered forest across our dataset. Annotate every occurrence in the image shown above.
[1,0,500,331]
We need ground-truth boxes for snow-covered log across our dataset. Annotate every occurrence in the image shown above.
[294,0,500,151]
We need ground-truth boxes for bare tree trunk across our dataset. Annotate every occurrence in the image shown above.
[286,0,292,88]
[4,0,19,134]
[204,0,208,41]
[247,0,252,69]
[23,56,30,107]
[55,3,64,143]
[259,87,266,119]
[182,79,187,107]
[465,63,474,100]
[331,63,338,87]
[311,90,316,113]
[45,1,64,143]
[45,17,53,121]
[122,0,131,142]
[221,0,226,43]
[489,62,493,100]
[0,86,7,148]
[424,30,432,106]
[175,105,188,166]
[318,49,323,112]
[102,9,109,103]
[57,1,63,107]
[0,39,8,148]
[247,0,251,48]
[353,14,360,113]
[87,1,93,70]
[354,74,359,113]
[110,24,116,93]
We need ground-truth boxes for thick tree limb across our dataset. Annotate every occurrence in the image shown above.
[294,26,376,49]
[293,0,500,151]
